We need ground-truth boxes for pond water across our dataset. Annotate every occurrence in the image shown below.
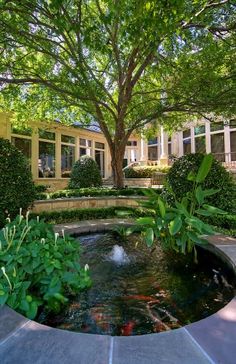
[38,233,236,336]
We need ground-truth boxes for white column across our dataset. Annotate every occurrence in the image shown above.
[224,124,231,163]
[178,131,184,157]
[140,136,148,164]
[75,135,80,161]
[205,121,211,154]
[31,127,39,180]
[172,132,179,156]
[55,132,61,178]
[159,127,168,165]
[191,127,195,153]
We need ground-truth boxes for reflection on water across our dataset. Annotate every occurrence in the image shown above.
[39,233,236,336]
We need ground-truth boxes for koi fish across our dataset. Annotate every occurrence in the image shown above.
[124,295,160,302]
[121,321,135,336]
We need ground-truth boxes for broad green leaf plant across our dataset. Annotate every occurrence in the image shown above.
[137,154,226,260]
[0,211,91,319]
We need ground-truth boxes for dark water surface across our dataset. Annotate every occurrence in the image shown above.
[39,233,236,336]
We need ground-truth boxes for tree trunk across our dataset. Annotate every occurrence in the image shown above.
[110,144,126,189]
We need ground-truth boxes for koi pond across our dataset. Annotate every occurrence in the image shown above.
[38,233,236,336]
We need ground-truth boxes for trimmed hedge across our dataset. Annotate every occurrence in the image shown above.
[35,187,162,200]
[205,214,236,230]
[124,165,170,178]
[0,138,35,227]
[69,155,102,189]
[30,206,153,224]
[164,153,236,213]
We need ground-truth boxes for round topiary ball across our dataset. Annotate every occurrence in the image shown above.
[69,155,102,189]
[0,138,36,227]
[164,153,236,213]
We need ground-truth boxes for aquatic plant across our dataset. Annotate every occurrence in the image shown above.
[137,154,226,259]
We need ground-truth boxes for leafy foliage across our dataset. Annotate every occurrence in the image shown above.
[69,155,102,189]
[0,138,35,227]
[0,213,91,319]
[0,1,235,187]
[137,154,226,259]
[163,153,236,213]
[124,166,170,178]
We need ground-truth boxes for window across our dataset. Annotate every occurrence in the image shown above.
[183,138,191,155]
[38,141,55,178]
[230,131,236,161]
[61,135,75,144]
[183,129,191,139]
[127,140,137,147]
[211,133,225,162]
[95,142,105,177]
[11,137,32,162]
[79,138,92,157]
[61,135,75,178]
[194,125,205,136]
[211,122,224,132]
[80,138,91,147]
[148,146,158,160]
[38,129,55,141]
[229,120,236,129]
[195,136,206,153]
[61,145,75,178]
[11,125,32,136]
[148,137,158,145]
[95,141,105,149]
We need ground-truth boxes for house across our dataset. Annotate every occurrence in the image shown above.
[1,112,235,190]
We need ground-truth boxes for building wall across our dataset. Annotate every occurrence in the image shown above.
[147,119,236,168]
[0,113,140,188]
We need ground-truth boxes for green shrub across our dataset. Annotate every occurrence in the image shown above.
[163,153,236,213]
[0,138,36,227]
[69,155,102,189]
[205,213,236,230]
[34,184,49,193]
[0,213,91,319]
[124,165,170,178]
[35,187,162,200]
[30,206,153,224]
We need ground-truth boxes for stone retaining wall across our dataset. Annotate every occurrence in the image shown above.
[32,196,144,213]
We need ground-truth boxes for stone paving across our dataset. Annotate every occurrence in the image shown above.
[0,220,236,364]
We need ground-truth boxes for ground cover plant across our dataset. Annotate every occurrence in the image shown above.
[0,212,91,319]
[136,154,227,260]
[0,138,35,228]
[69,155,102,189]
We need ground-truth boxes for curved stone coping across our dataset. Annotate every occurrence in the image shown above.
[0,220,236,363]
[33,196,146,213]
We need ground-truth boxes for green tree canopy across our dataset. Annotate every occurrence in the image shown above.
[0,0,235,187]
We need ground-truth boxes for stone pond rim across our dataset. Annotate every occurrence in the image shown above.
[0,220,236,363]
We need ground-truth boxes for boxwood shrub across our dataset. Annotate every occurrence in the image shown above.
[35,187,162,200]
[163,153,236,213]
[0,138,36,227]
[69,155,102,189]
[124,165,170,178]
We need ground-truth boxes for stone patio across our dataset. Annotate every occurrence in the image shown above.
[0,220,236,364]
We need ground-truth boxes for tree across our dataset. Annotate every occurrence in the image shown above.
[0,0,235,187]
